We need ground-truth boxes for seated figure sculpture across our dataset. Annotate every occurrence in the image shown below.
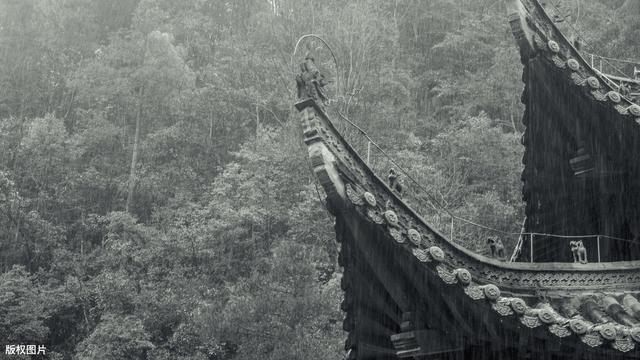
[296,54,328,102]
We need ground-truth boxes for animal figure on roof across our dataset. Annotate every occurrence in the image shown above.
[388,168,403,195]
[570,240,588,264]
[487,236,505,260]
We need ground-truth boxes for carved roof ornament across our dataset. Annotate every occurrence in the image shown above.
[296,54,329,104]
[567,58,580,71]
[412,248,430,262]
[407,228,422,245]
[613,337,635,352]
[384,210,399,227]
[607,91,622,103]
[363,191,377,207]
[538,308,557,324]
[587,76,600,89]
[510,298,528,314]
[428,246,445,262]
[547,40,560,53]
[483,284,501,300]
[569,318,589,335]
[583,333,605,347]
[549,324,572,338]
[599,324,619,341]
[454,268,472,285]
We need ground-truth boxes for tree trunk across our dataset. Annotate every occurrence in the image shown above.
[125,88,144,214]
[209,108,214,144]
[255,101,259,137]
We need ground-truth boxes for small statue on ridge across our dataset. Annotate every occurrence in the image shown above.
[487,236,505,260]
[570,240,588,264]
[388,168,403,195]
[620,82,630,97]
[296,54,328,103]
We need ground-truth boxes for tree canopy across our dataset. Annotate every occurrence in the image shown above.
[0,0,636,358]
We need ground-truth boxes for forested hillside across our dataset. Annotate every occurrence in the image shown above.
[0,0,636,359]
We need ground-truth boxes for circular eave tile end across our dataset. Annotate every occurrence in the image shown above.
[384,210,399,226]
[567,58,580,71]
[408,228,422,245]
[429,246,445,262]
[548,40,560,53]
[510,298,528,314]
[587,76,600,89]
[569,319,589,335]
[483,284,501,301]
[607,91,622,103]
[363,191,376,207]
[455,268,472,285]
[599,323,618,341]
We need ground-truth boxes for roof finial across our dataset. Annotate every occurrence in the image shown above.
[295,53,328,103]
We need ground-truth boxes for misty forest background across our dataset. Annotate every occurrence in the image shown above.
[0,0,638,359]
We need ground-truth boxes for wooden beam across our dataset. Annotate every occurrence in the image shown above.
[391,329,465,358]
[356,342,398,360]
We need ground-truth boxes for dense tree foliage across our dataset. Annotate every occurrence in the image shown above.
[0,0,635,358]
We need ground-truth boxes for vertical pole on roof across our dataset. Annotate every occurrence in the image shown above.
[597,236,601,263]
[530,233,534,263]
[366,141,371,165]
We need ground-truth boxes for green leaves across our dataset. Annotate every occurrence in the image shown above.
[0,0,635,359]
[0,266,49,343]
[75,314,154,360]
[200,240,342,360]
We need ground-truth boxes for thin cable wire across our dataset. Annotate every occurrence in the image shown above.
[335,109,447,215]
[334,108,523,234]
[292,33,636,253]
[333,107,640,241]
[583,52,640,67]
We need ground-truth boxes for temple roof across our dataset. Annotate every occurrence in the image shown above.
[296,95,640,356]
[510,0,640,117]
[295,0,640,358]
[512,0,640,263]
